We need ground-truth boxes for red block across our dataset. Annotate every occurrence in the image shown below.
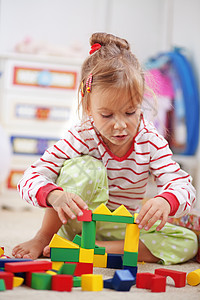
[0,272,14,290]
[155,268,186,287]
[52,275,73,291]
[136,273,154,289]
[5,260,52,273]
[73,262,93,276]
[77,209,92,221]
[151,274,166,292]
[25,271,45,287]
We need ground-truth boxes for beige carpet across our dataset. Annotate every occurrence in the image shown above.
[1,206,200,299]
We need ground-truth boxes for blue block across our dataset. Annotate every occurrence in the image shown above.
[112,270,136,291]
[107,254,123,269]
[104,278,114,289]
[0,258,32,268]
[123,266,138,278]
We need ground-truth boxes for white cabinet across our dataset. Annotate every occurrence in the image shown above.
[0,53,81,208]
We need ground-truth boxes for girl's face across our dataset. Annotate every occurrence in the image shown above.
[88,87,141,157]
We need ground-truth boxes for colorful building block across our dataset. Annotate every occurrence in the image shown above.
[81,274,103,291]
[0,272,13,289]
[58,263,76,275]
[13,276,24,287]
[93,203,112,215]
[0,258,32,268]
[73,262,93,276]
[0,247,4,257]
[31,273,52,290]
[73,276,81,287]
[50,248,79,262]
[151,275,166,293]
[72,234,82,246]
[136,272,166,292]
[79,248,94,263]
[123,251,138,267]
[124,223,140,252]
[94,245,106,255]
[104,278,114,289]
[49,234,79,248]
[81,221,96,249]
[0,278,6,291]
[92,214,134,223]
[112,205,132,217]
[51,261,64,271]
[5,260,52,273]
[112,269,136,291]
[123,266,138,278]
[51,274,73,291]
[77,209,92,221]
[93,253,107,268]
[155,268,186,287]
[187,269,200,286]
[107,254,123,269]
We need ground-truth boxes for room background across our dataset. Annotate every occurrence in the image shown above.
[0,0,199,210]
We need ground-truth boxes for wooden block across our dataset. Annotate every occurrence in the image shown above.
[123,251,138,267]
[187,269,200,286]
[94,246,106,255]
[124,223,140,252]
[51,261,64,271]
[5,260,52,273]
[123,266,138,278]
[73,262,93,276]
[72,234,82,247]
[51,274,73,291]
[112,205,132,217]
[93,203,112,215]
[0,247,4,256]
[93,253,107,268]
[77,209,92,221]
[81,221,96,249]
[73,276,81,287]
[58,263,76,275]
[46,270,57,275]
[0,258,32,268]
[49,234,79,249]
[112,269,135,291]
[13,276,24,287]
[31,273,52,290]
[155,268,186,287]
[81,274,103,291]
[92,214,134,223]
[0,272,13,289]
[0,278,6,291]
[107,254,123,269]
[50,248,79,262]
[79,248,94,263]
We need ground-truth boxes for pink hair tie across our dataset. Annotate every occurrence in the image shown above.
[89,43,101,55]
[86,74,93,93]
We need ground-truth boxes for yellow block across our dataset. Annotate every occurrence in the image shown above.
[13,277,24,287]
[187,269,200,286]
[124,223,140,252]
[49,234,79,249]
[93,203,112,215]
[112,205,132,217]
[79,248,94,263]
[46,270,57,275]
[51,261,64,271]
[0,247,4,256]
[134,213,139,223]
[93,253,108,268]
[81,274,103,291]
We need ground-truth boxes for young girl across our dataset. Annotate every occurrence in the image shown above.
[12,33,198,265]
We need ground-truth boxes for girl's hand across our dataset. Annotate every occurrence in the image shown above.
[135,197,171,231]
[47,190,88,224]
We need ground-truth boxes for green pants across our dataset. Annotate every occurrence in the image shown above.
[57,155,198,265]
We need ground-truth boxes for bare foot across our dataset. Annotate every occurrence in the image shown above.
[12,232,52,260]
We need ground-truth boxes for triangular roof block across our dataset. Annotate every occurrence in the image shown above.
[93,203,112,215]
[49,234,79,249]
[112,205,132,217]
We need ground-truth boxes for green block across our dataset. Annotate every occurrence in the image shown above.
[92,214,134,223]
[73,276,81,287]
[123,251,138,267]
[73,234,82,246]
[58,262,77,275]
[51,248,80,262]
[0,279,6,291]
[81,220,96,249]
[31,273,52,290]
[94,246,106,255]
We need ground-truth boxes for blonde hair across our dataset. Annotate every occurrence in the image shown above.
[78,32,145,119]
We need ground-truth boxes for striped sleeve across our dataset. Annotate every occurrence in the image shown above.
[149,132,196,218]
[17,126,89,207]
